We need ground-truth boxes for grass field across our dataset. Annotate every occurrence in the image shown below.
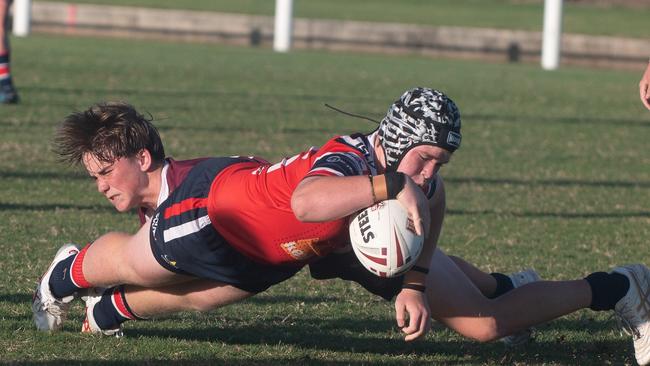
[1,33,650,365]
[35,0,650,39]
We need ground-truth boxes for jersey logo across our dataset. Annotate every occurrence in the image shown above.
[447,131,462,147]
[281,238,322,261]
[313,152,365,177]
[151,212,160,238]
[162,254,177,268]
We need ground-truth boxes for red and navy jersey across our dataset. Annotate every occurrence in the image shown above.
[138,157,211,225]
[138,157,269,225]
[207,133,379,266]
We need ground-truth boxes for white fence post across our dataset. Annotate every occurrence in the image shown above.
[12,0,31,37]
[541,0,563,70]
[274,0,293,52]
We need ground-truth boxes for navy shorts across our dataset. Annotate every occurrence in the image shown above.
[309,251,403,301]
[149,157,301,293]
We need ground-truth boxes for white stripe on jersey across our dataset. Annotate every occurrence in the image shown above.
[267,159,285,173]
[303,147,317,158]
[163,215,212,243]
[268,149,315,174]
[309,167,345,177]
[339,135,357,146]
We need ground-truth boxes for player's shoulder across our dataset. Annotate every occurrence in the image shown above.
[320,133,372,155]
[167,157,210,169]
[307,133,376,177]
[165,157,212,190]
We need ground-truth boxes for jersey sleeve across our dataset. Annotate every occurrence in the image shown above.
[305,137,369,178]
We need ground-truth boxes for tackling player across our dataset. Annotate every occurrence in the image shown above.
[32,88,650,364]
[40,96,534,342]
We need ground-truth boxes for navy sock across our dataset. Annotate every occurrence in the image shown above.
[93,286,143,330]
[585,272,630,311]
[48,255,79,298]
[488,272,515,299]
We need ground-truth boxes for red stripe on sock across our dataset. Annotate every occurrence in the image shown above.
[164,197,207,219]
[0,64,9,78]
[71,243,93,288]
[111,287,136,320]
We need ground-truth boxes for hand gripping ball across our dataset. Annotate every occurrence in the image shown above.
[348,200,424,277]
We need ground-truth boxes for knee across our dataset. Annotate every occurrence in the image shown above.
[455,317,502,343]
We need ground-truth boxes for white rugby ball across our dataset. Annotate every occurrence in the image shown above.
[348,199,424,277]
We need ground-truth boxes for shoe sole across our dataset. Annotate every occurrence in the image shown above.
[32,244,79,331]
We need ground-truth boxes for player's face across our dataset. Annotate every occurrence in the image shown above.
[397,145,451,191]
[82,153,146,212]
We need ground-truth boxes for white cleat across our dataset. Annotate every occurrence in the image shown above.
[81,287,124,337]
[501,269,541,347]
[32,243,79,331]
[613,264,650,366]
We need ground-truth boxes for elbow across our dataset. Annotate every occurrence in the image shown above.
[291,193,311,222]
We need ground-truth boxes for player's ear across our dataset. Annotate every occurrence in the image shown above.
[136,149,153,172]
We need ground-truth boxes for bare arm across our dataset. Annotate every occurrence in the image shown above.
[640,62,650,110]
[291,175,375,222]
[395,174,445,341]
[410,174,445,274]
[292,173,431,237]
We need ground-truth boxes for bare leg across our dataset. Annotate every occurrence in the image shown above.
[115,252,498,318]
[82,223,190,288]
[427,249,591,342]
[0,0,8,53]
[448,255,497,297]
[124,280,254,318]
[119,248,588,340]
[76,225,254,331]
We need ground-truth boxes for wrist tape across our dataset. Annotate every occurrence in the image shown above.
[371,172,406,201]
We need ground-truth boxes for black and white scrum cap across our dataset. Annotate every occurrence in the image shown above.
[378,87,462,171]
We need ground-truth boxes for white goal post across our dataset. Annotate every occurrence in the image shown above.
[12,0,31,36]
[542,0,563,70]
[273,0,293,52]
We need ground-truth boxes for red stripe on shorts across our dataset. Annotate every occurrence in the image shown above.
[164,197,208,219]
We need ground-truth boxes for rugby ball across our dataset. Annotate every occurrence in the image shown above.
[348,200,424,277]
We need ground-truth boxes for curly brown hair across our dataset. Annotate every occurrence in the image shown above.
[54,102,165,167]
